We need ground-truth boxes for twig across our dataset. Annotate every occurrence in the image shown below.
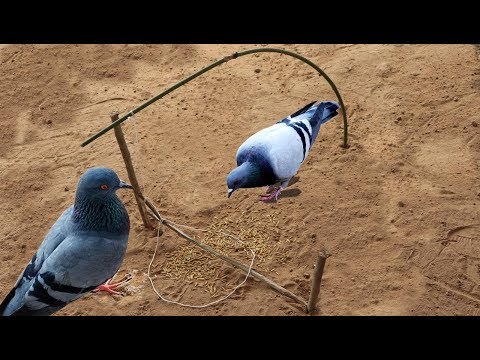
[74,97,130,111]
[307,248,330,314]
[110,112,154,230]
[140,195,308,309]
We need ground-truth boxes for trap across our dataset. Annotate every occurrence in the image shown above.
[81,47,348,314]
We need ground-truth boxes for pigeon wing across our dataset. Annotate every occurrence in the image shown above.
[7,232,128,316]
[264,125,306,181]
[290,101,339,144]
[288,100,317,118]
[0,207,73,315]
[236,122,285,165]
[236,122,305,182]
[275,101,317,124]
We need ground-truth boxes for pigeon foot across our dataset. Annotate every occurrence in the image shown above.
[92,273,132,296]
[259,187,283,202]
[266,184,279,194]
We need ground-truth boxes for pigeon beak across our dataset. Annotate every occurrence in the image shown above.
[119,179,133,189]
[227,189,234,198]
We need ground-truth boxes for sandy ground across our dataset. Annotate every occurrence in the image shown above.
[0,44,479,316]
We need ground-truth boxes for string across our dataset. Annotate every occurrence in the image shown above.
[147,223,256,308]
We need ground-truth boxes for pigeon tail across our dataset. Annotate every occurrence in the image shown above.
[0,288,17,315]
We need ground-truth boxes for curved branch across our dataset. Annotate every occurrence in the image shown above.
[81,47,348,148]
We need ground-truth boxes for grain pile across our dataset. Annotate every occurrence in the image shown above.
[151,210,290,300]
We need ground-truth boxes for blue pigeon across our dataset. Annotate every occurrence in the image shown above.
[227,101,339,202]
[0,167,133,316]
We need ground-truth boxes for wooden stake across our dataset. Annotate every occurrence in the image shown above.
[110,112,153,230]
[307,248,330,314]
[140,195,308,309]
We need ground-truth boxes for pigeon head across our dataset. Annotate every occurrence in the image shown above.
[76,167,132,200]
[73,167,132,233]
[226,162,262,198]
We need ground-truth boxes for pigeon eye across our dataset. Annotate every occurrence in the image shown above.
[100,184,109,190]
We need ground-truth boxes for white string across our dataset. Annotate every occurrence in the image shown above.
[147,222,256,309]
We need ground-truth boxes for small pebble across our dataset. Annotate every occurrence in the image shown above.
[398,201,405,207]
[472,121,478,127]
[254,68,261,74]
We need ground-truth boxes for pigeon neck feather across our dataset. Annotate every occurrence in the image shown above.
[237,161,269,188]
[73,194,129,234]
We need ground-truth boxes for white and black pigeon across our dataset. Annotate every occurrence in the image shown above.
[0,167,133,316]
[227,101,339,202]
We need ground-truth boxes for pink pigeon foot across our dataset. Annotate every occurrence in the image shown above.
[259,186,283,202]
[266,184,279,194]
[92,274,132,296]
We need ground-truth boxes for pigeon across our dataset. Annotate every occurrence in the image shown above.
[0,167,133,316]
[227,101,339,202]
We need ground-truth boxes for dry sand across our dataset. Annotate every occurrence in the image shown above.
[0,44,479,316]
